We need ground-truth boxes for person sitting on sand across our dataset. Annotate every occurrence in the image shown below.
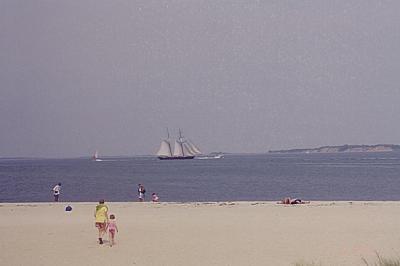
[152,192,159,202]
[94,199,108,245]
[107,214,118,247]
[279,197,310,205]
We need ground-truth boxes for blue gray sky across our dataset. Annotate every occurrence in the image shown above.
[1,1,400,157]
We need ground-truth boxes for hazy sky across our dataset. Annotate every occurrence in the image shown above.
[1,1,400,157]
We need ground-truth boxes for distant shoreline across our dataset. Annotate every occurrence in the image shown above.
[269,144,400,154]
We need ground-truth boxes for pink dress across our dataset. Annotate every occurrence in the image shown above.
[108,220,117,233]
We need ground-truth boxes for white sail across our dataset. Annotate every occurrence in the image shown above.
[182,142,195,156]
[92,150,103,161]
[174,140,184,157]
[157,140,172,157]
[187,140,202,154]
[173,140,184,156]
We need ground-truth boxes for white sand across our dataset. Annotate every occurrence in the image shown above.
[0,201,399,266]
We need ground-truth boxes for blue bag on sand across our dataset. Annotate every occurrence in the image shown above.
[65,205,72,211]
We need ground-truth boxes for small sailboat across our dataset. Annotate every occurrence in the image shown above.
[156,129,202,160]
[92,150,103,161]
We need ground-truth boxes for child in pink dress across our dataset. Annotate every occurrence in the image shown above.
[107,214,119,247]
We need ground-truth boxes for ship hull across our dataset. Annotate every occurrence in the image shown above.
[158,156,195,160]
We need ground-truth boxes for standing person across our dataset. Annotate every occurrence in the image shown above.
[138,184,146,202]
[52,183,61,202]
[94,199,108,245]
[107,214,119,247]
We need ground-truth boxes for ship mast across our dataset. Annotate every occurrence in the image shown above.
[166,128,172,156]
[178,128,185,156]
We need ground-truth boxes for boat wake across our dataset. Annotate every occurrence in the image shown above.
[195,155,224,160]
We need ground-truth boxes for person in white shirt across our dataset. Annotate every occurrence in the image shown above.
[138,184,146,202]
[52,183,61,202]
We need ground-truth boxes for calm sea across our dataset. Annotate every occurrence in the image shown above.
[1,152,400,202]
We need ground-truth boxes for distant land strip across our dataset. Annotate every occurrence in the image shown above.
[269,144,400,153]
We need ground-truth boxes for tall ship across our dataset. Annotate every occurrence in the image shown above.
[156,129,202,160]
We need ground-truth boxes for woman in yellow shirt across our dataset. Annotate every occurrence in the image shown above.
[94,199,108,244]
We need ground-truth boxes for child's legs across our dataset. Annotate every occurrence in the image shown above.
[109,230,115,244]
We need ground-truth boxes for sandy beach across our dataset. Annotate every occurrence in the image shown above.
[0,201,399,266]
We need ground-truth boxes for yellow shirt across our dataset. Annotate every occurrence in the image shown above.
[95,204,108,223]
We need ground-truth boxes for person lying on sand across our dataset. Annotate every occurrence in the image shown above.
[278,197,310,205]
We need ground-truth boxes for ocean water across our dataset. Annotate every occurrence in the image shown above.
[1,152,400,202]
